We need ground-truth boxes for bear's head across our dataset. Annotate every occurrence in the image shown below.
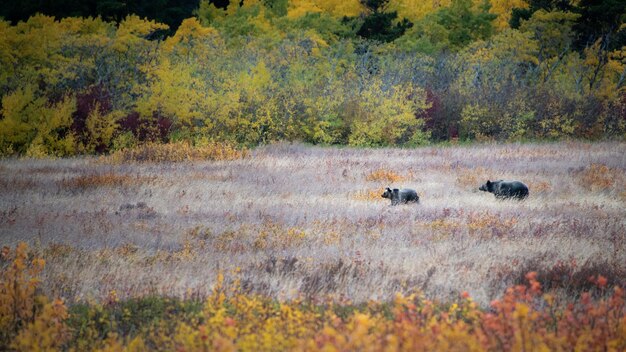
[381,187,393,199]
[479,180,494,193]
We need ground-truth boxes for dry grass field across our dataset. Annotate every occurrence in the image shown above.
[1,141,625,308]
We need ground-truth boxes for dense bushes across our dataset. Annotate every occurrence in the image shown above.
[0,0,624,157]
[1,243,625,351]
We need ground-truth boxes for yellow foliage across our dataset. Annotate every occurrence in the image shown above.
[520,10,580,63]
[11,298,69,352]
[113,15,169,53]
[0,243,45,339]
[579,38,626,100]
[456,29,539,95]
[460,103,494,141]
[93,334,148,352]
[242,60,275,95]
[490,0,527,31]
[288,0,363,18]
[388,0,451,22]
[81,105,122,154]
[7,91,76,157]
[2,259,626,351]
[137,58,210,129]
[287,0,324,18]
[346,80,430,146]
[0,21,17,88]
[0,243,69,350]
[604,45,626,98]
[139,282,623,351]
[163,17,221,56]
[0,87,45,153]
[0,5,624,155]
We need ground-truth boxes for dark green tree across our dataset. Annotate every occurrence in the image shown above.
[0,0,199,33]
[356,0,412,43]
[510,0,573,29]
[573,0,626,50]
[509,0,625,52]
[435,0,496,51]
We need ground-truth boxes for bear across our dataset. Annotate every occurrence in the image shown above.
[479,180,529,200]
[381,187,420,205]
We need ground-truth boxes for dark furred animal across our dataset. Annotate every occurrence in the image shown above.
[381,187,420,205]
[479,180,529,200]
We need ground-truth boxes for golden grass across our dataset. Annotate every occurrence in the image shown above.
[351,188,384,201]
[527,180,552,192]
[365,169,405,183]
[104,141,247,163]
[455,166,493,188]
[578,163,625,191]
[57,172,155,190]
[2,142,625,309]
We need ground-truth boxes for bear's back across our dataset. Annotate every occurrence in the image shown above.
[495,181,528,199]
[398,188,419,203]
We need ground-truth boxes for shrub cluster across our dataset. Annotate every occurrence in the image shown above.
[1,0,624,157]
[2,243,625,351]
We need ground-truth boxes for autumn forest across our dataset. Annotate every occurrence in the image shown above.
[0,0,625,157]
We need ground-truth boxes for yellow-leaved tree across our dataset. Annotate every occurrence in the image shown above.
[1,243,70,351]
[347,80,430,146]
[112,15,169,53]
[489,0,528,31]
[287,0,363,19]
[388,0,451,23]
[0,86,77,157]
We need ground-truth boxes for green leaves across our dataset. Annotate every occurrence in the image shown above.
[434,0,496,51]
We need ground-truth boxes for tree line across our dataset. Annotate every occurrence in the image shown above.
[0,0,624,156]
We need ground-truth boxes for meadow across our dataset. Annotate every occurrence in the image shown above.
[2,141,625,305]
[1,141,626,350]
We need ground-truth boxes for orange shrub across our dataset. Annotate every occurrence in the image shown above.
[2,259,625,351]
[578,163,624,191]
[11,298,69,352]
[0,243,57,349]
[156,273,624,351]
[351,188,384,201]
[466,212,517,238]
[365,169,405,183]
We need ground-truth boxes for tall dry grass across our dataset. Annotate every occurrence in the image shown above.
[0,142,625,306]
